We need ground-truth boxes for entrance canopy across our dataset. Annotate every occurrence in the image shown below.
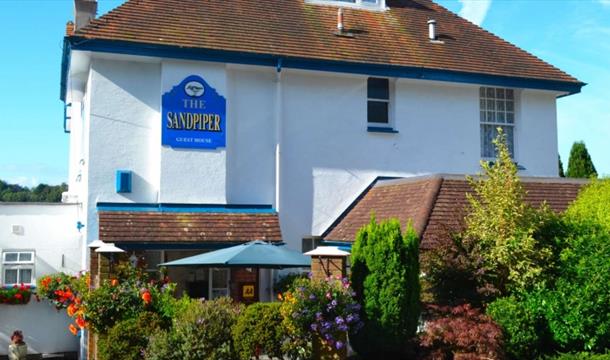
[160,240,310,269]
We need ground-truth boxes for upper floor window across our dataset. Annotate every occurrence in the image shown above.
[306,0,386,10]
[368,77,390,125]
[480,87,515,158]
[2,251,35,286]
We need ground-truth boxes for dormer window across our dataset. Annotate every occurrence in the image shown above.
[305,0,386,11]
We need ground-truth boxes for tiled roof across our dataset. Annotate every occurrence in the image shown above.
[73,0,581,86]
[99,211,282,243]
[323,175,586,249]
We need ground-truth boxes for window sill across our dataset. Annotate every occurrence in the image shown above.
[367,126,398,134]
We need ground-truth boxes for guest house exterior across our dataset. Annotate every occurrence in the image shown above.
[59,0,583,302]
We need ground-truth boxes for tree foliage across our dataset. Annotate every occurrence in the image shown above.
[0,180,67,202]
[463,129,554,295]
[565,179,610,232]
[350,216,420,356]
[566,141,597,178]
[559,154,565,178]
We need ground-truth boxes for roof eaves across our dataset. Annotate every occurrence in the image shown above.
[64,37,586,96]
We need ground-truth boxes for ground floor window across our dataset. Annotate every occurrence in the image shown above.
[2,250,35,286]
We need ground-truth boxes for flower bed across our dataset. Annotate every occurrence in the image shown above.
[0,284,32,305]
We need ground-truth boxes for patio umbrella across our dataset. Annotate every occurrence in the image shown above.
[159,240,310,269]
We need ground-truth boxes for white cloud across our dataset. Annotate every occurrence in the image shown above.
[458,0,492,26]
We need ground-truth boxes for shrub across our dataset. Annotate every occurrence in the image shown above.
[421,233,493,307]
[83,265,176,334]
[542,228,610,352]
[233,302,284,360]
[280,276,361,358]
[544,353,610,360]
[487,294,553,359]
[350,217,420,356]
[98,312,164,360]
[419,304,504,360]
[274,272,307,296]
[464,129,555,295]
[565,179,610,231]
[145,297,243,360]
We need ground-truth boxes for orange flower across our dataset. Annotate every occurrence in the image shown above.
[76,316,86,329]
[141,291,152,304]
[69,324,78,336]
[67,303,77,317]
[111,279,119,287]
[74,297,82,305]
[14,293,23,300]
[277,293,283,301]
[85,275,91,287]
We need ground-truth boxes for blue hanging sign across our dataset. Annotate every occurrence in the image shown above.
[162,75,226,149]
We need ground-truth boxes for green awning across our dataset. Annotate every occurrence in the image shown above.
[160,240,310,269]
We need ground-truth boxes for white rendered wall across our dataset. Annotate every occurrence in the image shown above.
[72,53,561,252]
[0,204,81,355]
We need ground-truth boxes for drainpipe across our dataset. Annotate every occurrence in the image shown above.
[274,58,283,212]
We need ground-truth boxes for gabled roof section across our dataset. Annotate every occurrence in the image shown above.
[67,0,583,94]
[323,175,586,249]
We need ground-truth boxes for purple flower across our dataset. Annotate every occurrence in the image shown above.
[338,324,348,332]
[346,314,354,323]
[309,294,316,300]
[331,299,338,307]
[315,312,323,320]
[335,316,344,325]
[336,341,344,350]
[324,333,333,340]
[310,323,318,331]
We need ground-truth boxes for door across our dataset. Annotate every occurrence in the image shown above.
[210,268,230,299]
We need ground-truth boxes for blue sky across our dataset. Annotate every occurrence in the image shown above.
[0,0,608,186]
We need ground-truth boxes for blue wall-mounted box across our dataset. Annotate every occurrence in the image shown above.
[115,170,132,193]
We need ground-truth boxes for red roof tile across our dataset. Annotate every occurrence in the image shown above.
[74,0,581,85]
[323,175,586,249]
[99,211,282,244]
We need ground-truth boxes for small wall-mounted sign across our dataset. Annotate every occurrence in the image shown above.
[241,283,255,299]
[162,75,226,149]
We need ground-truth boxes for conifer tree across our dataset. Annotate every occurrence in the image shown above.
[350,217,420,357]
[558,154,565,177]
[566,141,597,178]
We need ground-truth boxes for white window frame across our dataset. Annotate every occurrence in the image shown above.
[305,0,387,11]
[479,87,516,159]
[2,251,35,286]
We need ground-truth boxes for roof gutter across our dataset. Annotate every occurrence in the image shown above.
[60,37,586,99]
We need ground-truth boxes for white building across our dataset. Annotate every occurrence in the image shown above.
[0,203,81,357]
[59,0,582,301]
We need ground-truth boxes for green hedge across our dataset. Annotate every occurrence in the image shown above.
[232,302,284,360]
[99,312,164,360]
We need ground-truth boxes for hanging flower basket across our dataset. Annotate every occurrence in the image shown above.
[0,284,32,305]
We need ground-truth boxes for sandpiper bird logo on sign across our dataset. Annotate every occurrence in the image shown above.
[184,81,205,97]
